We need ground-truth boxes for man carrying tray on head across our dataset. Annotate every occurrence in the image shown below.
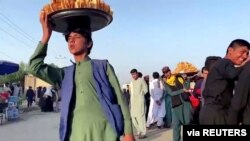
[28,9,134,141]
[162,66,192,141]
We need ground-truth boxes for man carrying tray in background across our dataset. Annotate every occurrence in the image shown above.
[28,5,134,141]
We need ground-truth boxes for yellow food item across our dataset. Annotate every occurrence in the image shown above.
[43,0,113,16]
[173,62,198,74]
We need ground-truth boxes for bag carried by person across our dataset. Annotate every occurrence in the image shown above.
[189,94,200,108]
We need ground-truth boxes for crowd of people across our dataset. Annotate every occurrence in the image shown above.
[0,82,22,104]
[26,8,250,141]
[120,39,250,141]
[1,37,249,141]
[125,68,194,141]
[25,86,60,112]
[0,83,59,112]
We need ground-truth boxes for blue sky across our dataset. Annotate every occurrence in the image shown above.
[1,0,250,84]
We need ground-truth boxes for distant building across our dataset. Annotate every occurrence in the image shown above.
[24,74,51,90]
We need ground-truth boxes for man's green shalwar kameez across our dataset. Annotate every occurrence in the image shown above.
[28,42,133,141]
[164,76,192,141]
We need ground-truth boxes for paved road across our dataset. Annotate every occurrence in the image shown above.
[0,106,173,141]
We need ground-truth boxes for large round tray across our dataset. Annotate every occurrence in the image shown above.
[175,71,199,76]
[48,8,113,33]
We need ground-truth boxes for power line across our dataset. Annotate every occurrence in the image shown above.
[0,26,33,49]
[0,12,66,60]
[0,13,36,43]
[0,13,65,56]
[0,50,19,62]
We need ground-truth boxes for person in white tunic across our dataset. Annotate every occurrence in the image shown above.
[129,69,148,139]
[12,83,21,97]
[146,72,166,128]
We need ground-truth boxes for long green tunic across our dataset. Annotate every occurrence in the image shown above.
[28,42,133,141]
[164,76,191,141]
[130,78,148,117]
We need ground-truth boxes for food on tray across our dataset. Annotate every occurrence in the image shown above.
[172,62,198,74]
[42,0,113,15]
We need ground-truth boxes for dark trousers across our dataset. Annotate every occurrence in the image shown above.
[191,104,201,125]
[27,99,33,108]
[164,95,172,127]
[145,99,150,120]
[173,101,192,141]
[199,104,227,124]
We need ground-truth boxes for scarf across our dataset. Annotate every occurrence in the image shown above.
[166,75,184,86]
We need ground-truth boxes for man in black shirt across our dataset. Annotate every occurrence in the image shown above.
[199,39,250,125]
[228,61,250,125]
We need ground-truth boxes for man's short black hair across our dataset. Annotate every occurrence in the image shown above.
[138,72,143,78]
[204,56,222,71]
[130,69,137,74]
[227,39,250,53]
[228,39,250,49]
[152,72,160,79]
[201,66,208,73]
[64,28,93,55]
[64,28,92,43]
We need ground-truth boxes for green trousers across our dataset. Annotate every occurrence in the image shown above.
[164,95,172,127]
[172,101,192,141]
